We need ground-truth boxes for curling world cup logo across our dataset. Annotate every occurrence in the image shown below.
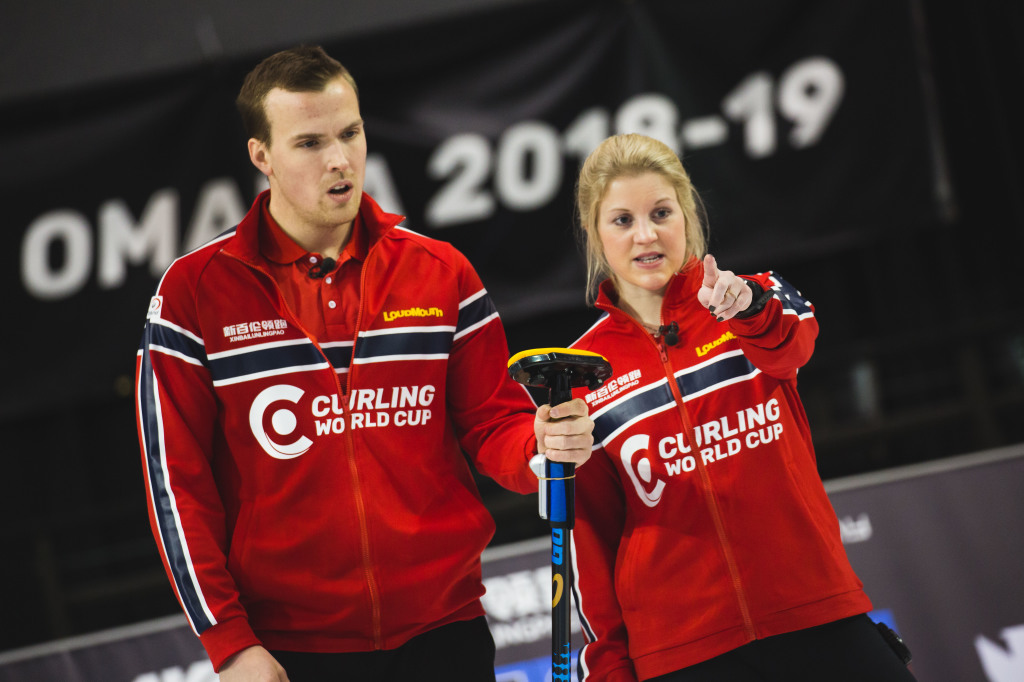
[620,433,666,507]
[249,385,313,459]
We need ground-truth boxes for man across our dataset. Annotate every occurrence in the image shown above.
[135,45,594,681]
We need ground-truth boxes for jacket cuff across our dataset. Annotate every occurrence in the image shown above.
[525,431,540,458]
[198,617,261,672]
[734,279,774,319]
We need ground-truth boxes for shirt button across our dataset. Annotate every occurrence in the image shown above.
[328,301,337,309]
[309,256,318,263]
[325,277,333,284]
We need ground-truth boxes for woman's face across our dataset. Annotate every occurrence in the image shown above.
[597,172,687,303]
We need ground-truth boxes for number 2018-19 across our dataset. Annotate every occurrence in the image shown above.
[425,56,844,228]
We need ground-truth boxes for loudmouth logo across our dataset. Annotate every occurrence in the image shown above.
[383,306,443,322]
[695,330,737,357]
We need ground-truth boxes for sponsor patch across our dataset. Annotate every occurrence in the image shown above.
[147,296,163,320]
[585,369,642,407]
[224,319,288,342]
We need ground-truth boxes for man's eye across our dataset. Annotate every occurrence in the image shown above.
[299,140,318,149]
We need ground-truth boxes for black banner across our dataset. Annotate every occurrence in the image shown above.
[2,0,944,416]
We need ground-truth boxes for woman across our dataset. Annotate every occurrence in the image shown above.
[569,134,916,682]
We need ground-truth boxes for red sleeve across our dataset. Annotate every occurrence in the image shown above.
[731,272,818,380]
[135,266,259,671]
[573,448,639,682]
[444,254,539,494]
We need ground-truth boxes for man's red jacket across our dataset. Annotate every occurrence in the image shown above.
[136,192,538,670]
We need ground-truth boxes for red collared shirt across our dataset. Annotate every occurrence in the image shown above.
[258,199,367,343]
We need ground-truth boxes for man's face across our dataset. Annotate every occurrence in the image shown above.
[249,76,366,235]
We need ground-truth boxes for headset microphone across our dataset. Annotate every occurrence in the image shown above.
[308,257,337,279]
[659,321,679,346]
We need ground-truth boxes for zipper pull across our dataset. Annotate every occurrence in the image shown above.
[658,338,669,363]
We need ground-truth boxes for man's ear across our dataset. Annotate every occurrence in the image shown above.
[248,138,272,176]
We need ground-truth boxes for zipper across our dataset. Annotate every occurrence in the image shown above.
[656,333,756,638]
[344,414,382,647]
[226,250,384,648]
[347,247,383,648]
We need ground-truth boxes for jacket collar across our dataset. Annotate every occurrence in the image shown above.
[595,256,704,324]
[222,189,406,265]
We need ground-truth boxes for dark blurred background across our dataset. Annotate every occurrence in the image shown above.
[1,0,1021,654]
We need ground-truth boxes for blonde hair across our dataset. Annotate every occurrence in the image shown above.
[575,134,706,305]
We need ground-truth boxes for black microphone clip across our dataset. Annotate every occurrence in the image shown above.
[658,321,679,346]
[308,257,337,279]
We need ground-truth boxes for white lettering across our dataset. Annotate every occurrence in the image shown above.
[490,614,550,649]
[131,659,216,682]
[495,121,562,211]
[702,420,722,444]
[659,435,677,460]
[21,209,93,300]
[19,178,256,302]
[720,415,739,438]
[364,153,406,217]
[976,624,1024,682]
[838,514,872,544]
[745,403,766,428]
[657,400,785,483]
[399,385,418,408]
[355,389,375,411]
[315,417,345,435]
[665,455,695,476]
[184,179,247,251]
[98,190,178,288]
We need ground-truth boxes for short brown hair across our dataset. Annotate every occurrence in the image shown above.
[575,134,707,305]
[236,45,358,144]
